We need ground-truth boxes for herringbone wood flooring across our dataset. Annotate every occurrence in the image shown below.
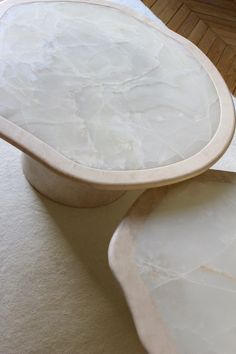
[142,0,236,95]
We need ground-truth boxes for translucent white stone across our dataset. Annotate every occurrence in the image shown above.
[213,97,236,172]
[0,2,220,170]
[109,172,236,353]
[133,175,236,353]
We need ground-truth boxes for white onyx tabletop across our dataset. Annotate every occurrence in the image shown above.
[213,97,236,172]
[0,1,221,171]
[109,170,236,354]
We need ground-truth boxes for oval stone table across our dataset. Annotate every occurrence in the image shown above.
[0,0,234,207]
[109,170,236,354]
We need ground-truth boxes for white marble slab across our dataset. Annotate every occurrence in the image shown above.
[109,170,236,354]
[117,0,236,173]
[0,1,220,170]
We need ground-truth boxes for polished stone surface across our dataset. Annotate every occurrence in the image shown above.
[0,1,219,170]
[213,96,236,172]
[110,171,236,354]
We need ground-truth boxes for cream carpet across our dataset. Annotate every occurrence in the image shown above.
[0,138,145,354]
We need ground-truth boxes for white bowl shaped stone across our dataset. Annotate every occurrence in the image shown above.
[0,0,235,207]
[109,170,236,354]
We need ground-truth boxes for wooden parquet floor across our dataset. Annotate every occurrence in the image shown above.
[142,0,236,95]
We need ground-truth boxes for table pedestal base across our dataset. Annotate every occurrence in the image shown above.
[22,154,125,208]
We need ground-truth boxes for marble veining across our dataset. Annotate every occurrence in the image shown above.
[134,176,236,353]
[0,2,220,170]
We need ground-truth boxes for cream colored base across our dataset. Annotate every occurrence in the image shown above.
[22,154,125,207]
